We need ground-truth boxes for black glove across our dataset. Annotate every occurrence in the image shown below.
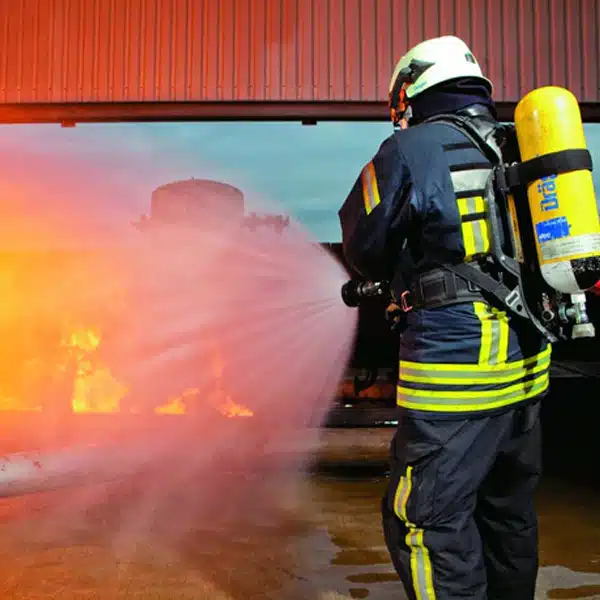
[385,303,406,332]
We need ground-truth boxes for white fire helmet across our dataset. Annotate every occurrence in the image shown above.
[388,36,493,127]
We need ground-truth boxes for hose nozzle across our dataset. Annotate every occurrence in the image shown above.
[341,280,389,307]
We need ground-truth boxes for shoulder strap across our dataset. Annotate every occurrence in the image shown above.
[441,262,527,318]
[426,114,593,188]
[420,114,534,322]
[406,114,559,341]
[422,113,504,165]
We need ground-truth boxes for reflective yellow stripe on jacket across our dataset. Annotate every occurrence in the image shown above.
[474,302,510,365]
[361,161,381,215]
[450,167,492,263]
[398,340,551,412]
[457,196,491,260]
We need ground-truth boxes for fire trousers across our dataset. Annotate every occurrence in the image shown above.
[382,399,542,600]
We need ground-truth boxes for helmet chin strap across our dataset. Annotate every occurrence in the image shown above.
[401,106,412,128]
[392,105,412,130]
[390,84,412,130]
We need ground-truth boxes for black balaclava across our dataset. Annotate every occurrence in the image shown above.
[408,77,498,125]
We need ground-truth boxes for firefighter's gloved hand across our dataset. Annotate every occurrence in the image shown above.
[385,302,405,331]
[385,302,401,319]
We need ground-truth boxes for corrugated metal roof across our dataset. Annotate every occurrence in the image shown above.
[0,0,598,105]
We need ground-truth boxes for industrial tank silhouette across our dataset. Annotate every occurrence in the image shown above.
[134,178,289,234]
[134,178,245,231]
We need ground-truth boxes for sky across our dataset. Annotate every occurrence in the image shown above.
[0,120,599,246]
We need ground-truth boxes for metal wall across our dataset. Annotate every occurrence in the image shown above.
[0,0,597,120]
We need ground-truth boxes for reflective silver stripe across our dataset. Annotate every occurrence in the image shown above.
[457,195,489,258]
[462,196,487,254]
[471,218,486,254]
[450,168,491,194]
[400,346,551,372]
[474,302,510,366]
[487,313,502,365]
[399,355,551,385]
[464,197,477,213]
[393,471,411,521]
[397,372,550,411]
[406,529,436,600]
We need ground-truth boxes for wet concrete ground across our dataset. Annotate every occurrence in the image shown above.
[0,428,597,599]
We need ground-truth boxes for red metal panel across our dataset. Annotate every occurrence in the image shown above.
[0,0,598,105]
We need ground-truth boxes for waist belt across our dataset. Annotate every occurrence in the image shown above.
[405,267,487,311]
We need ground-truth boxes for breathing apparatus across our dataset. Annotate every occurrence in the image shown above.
[342,36,600,343]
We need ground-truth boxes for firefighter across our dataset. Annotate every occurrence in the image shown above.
[338,36,550,600]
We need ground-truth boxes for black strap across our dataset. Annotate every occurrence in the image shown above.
[428,115,593,191]
[441,263,526,317]
[502,148,592,190]
[409,268,485,310]
[423,113,503,166]
[409,263,524,316]
[407,262,546,333]
[462,211,487,223]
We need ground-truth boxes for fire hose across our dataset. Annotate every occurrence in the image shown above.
[0,443,156,498]
[340,280,389,307]
[341,279,408,336]
[0,429,317,499]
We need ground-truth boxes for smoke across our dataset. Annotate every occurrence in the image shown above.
[0,158,358,598]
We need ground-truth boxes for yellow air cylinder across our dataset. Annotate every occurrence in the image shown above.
[514,86,600,294]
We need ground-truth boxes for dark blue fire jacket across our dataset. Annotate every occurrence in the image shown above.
[338,122,550,417]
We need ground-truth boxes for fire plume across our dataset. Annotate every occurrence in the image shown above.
[64,327,125,414]
[0,251,253,418]
[1,321,253,419]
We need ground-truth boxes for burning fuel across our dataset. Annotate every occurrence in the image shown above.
[0,268,256,418]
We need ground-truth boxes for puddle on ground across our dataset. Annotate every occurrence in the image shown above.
[295,460,600,600]
[331,549,389,567]
[549,587,600,599]
[0,430,597,599]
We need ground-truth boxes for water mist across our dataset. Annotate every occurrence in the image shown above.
[0,165,358,599]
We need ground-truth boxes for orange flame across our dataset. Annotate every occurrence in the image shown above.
[0,249,253,417]
[219,398,254,418]
[209,351,254,418]
[155,395,188,415]
[0,320,254,418]
[64,327,126,413]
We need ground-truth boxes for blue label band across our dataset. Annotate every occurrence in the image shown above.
[536,216,571,242]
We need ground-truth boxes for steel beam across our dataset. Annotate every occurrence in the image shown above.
[1,101,600,125]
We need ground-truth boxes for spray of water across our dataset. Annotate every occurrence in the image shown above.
[0,160,358,598]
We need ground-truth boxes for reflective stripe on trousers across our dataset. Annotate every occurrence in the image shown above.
[382,403,542,600]
[394,466,437,600]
